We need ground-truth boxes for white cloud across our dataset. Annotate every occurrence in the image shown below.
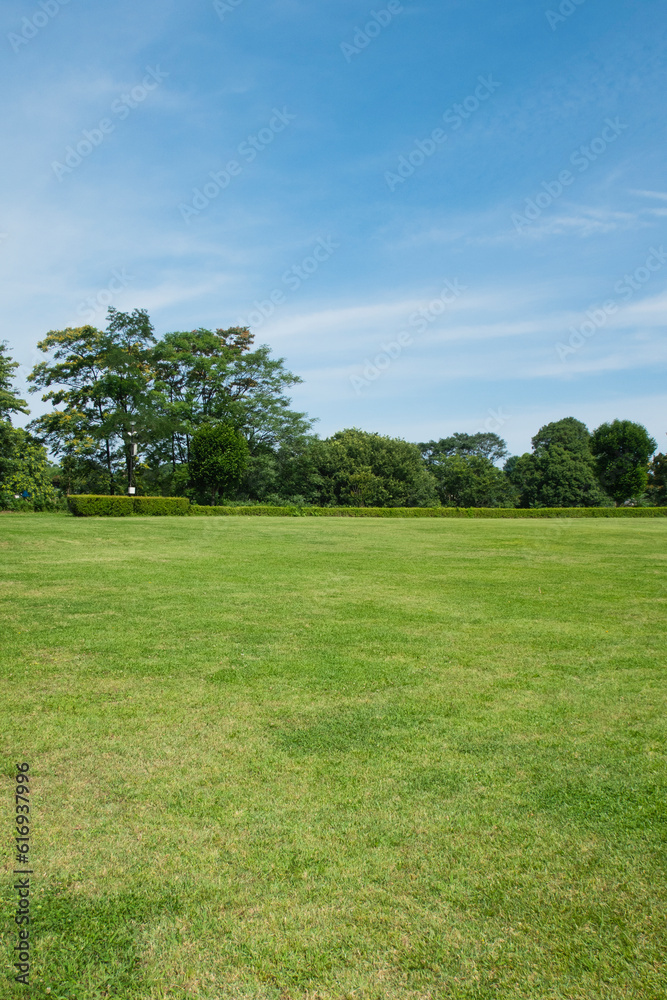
[630,189,667,202]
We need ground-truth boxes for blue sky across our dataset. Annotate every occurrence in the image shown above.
[1,0,665,456]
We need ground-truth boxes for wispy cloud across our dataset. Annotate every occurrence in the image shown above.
[1,0,665,453]
[630,189,667,202]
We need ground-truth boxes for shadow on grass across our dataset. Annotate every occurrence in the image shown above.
[26,887,182,998]
[271,703,449,756]
[531,776,667,834]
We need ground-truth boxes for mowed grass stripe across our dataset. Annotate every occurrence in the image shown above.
[0,516,665,999]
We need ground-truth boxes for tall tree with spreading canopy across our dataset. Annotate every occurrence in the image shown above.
[28,309,156,494]
[149,326,310,476]
[29,310,309,497]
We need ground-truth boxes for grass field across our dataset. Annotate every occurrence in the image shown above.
[1,515,666,999]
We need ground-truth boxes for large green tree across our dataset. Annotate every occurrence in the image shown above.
[235,431,325,505]
[28,309,156,494]
[305,429,440,507]
[0,344,59,510]
[428,454,518,507]
[647,451,667,506]
[531,417,593,456]
[147,327,311,497]
[150,327,309,457]
[419,431,514,507]
[0,427,61,510]
[29,312,309,496]
[189,422,249,504]
[507,417,612,508]
[590,420,657,505]
[420,432,508,464]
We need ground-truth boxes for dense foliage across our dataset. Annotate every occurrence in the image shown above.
[304,429,440,508]
[507,418,614,508]
[420,432,509,464]
[418,433,515,507]
[0,313,661,510]
[590,420,658,505]
[647,452,667,506]
[0,342,61,510]
[188,423,249,504]
[27,309,308,498]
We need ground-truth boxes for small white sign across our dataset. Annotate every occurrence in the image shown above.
[128,486,136,495]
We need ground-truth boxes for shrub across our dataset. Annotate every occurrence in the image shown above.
[131,497,190,516]
[68,495,190,517]
[68,496,134,517]
[188,505,667,519]
[64,499,667,518]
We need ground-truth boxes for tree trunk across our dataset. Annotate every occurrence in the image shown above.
[105,438,114,494]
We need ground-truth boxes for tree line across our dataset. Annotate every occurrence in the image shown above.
[1,308,665,510]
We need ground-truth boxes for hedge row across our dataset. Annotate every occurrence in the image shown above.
[189,505,667,518]
[68,495,190,517]
[65,498,667,518]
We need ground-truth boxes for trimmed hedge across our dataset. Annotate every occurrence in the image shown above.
[189,505,667,518]
[67,498,667,518]
[68,495,190,517]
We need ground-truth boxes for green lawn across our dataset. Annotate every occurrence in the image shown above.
[1,515,666,999]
